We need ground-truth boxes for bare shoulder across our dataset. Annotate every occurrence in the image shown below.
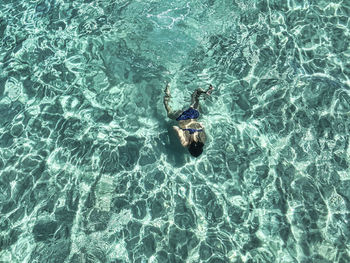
[173,126,190,147]
[199,130,206,144]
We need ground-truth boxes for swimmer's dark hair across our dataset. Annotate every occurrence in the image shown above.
[188,141,204,157]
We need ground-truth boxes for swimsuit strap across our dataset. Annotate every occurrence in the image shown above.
[182,128,203,134]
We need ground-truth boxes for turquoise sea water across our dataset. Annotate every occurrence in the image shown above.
[1,0,350,262]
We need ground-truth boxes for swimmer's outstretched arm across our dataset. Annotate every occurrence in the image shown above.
[163,84,183,120]
[190,84,214,109]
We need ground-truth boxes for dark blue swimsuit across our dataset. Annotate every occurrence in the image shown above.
[176,107,203,134]
[182,128,203,134]
[176,107,199,121]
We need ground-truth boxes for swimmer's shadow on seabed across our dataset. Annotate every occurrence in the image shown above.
[158,126,187,167]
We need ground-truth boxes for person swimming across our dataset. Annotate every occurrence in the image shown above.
[163,83,214,157]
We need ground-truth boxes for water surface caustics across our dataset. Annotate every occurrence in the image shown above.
[0,0,350,262]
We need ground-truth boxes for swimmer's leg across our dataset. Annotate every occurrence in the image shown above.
[164,84,182,120]
[190,85,214,109]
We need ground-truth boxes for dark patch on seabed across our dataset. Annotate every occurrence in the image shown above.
[0,0,350,262]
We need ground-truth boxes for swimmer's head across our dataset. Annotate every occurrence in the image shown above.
[188,141,204,157]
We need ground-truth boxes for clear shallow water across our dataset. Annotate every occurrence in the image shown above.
[1,0,350,262]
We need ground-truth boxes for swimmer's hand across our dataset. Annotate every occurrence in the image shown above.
[206,85,214,96]
[203,85,214,100]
